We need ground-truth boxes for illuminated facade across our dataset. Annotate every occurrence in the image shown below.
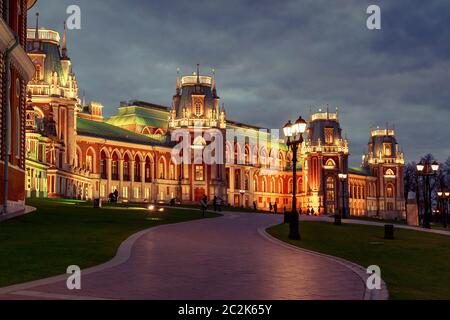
[24,27,405,219]
[0,0,36,214]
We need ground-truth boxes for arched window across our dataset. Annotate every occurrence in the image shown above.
[111,152,119,180]
[123,154,130,181]
[35,64,42,80]
[15,107,21,157]
[262,177,267,192]
[325,158,336,169]
[253,178,258,192]
[326,176,336,214]
[245,146,250,165]
[159,157,166,179]
[169,162,176,180]
[244,173,249,190]
[134,155,141,182]
[145,156,152,182]
[288,178,293,194]
[386,184,394,198]
[234,169,241,190]
[100,151,107,179]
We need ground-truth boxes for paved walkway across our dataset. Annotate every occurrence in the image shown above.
[0,212,385,300]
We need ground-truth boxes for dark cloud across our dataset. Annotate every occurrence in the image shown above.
[29,0,450,166]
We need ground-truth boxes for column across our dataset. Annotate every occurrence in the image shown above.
[140,161,145,200]
[119,159,124,198]
[107,158,112,195]
[130,160,135,200]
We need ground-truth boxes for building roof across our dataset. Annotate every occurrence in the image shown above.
[77,117,173,147]
[349,166,372,177]
[107,103,170,130]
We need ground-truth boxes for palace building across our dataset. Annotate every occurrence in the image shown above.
[24,26,406,219]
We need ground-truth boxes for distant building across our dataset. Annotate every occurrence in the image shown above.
[24,26,405,219]
[0,0,36,214]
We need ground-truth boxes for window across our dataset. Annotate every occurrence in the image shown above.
[134,187,140,199]
[100,151,107,179]
[86,155,93,172]
[195,165,204,181]
[123,155,130,181]
[195,102,202,116]
[159,159,166,179]
[15,107,21,158]
[35,64,42,80]
[386,184,394,198]
[324,158,336,169]
[326,176,336,214]
[325,127,334,144]
[145,157,152,182]
[112,156,119,180]
[170,164,175,180]
[383,143,392,157]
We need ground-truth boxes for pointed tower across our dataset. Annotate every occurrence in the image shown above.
[303,108,349,215]
[168,65,227,203]
[363,127,405,218]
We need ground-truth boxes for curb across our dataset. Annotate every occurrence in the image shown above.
[257,227,390,300]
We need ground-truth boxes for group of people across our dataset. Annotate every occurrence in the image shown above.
[108,189,119,203]
[200,195,224,216]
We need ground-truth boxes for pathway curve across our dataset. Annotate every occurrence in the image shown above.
[0,212,383,300]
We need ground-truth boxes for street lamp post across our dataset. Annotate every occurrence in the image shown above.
[416,160,439,229]
[437,191,449,228]
[337,173,348,225]
[283,116,307,240]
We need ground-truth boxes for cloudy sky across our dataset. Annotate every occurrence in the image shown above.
[29,0,450,166]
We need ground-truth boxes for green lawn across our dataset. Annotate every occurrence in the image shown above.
[0,198,219,288]
[267,222,450,300]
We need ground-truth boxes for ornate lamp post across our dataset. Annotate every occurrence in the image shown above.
[336,173,348,225]
[283,116,307,240]
[437,191,449,228]
[416,160,439,229]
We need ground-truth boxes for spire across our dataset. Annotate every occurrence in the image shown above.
[35,12,39,39]
[212,68,217,97]
[33,12,40,51]
[176,68,181,95]
[196,64,200,84]
[62,21,68,58]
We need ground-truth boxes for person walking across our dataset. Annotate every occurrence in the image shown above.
[213,196,218,212]
[253,201,257,211]
[274,202,278,214]
[200,195,208,217]
[269,202,273,212]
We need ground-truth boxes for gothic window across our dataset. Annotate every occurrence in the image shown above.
[123,154,130,181]
[325,158,336,168]
[195,102,202,116]
[170,163,176,180]
[145,157,152,182]
[134,156,141,182]
[35,64,42,80]
[195,165,204,181]
[15,107,21,158]
[326,176,336,214]
[100,151,107,179]
[324,127,334,145]
[386,184,394,198]
[111,152,119,180]
[383,143,392,157]
[159,158,166,179]
[385,168,395,176]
